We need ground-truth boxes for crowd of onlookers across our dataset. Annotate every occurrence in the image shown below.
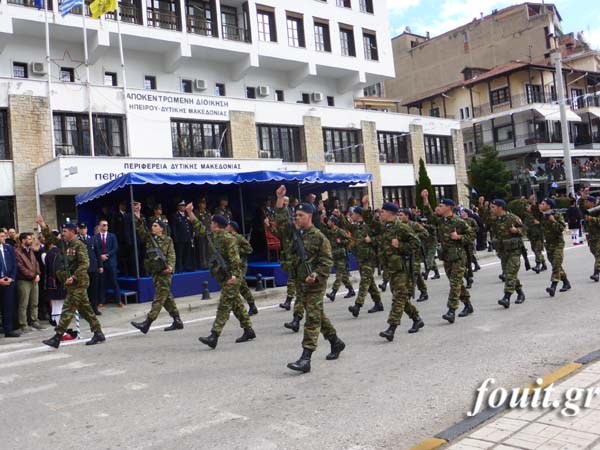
[524,157,600,183]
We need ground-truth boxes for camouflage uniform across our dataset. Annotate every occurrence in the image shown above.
[233,233,255,307]
[268,216,299,313]
[148,214,170,236]
[524,211,546,265]
[490,213,524,294]
[464,216,479,274]
[423,205,474,310]
[136,218,179,321]
[42,227,102,335]
[323,226,353,292]
[421,220,438,274]
[404,220,429,297]
[533,208,567,283]
[584,211,600,273]
[191,218,252,335]
[275,207,336,352]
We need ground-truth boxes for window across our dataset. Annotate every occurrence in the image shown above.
[181,79,193,93]
[186,0,214,36]
[301,93,310,104]
[257,9,276,42]
[327,96,335,107]
[60,67,75,82]
[460,107,470,119]
[359,0,373,13]
[0,110,9,160]
[0,197,15,230]
[525,84,542,103]
[363,31,378,61]
[246,87,256,99]
[147,0,180,30]
[171,119,230,157]
[494,124,514,142]
[571,88,584,110]
[287,14,305,48]
[336,0,351,7]
[430,107,440,117]
[276,90,285,102]
[378,131,411,164]
[12,62,28,79]
[424,135,454,164]
[257,124,303,162]
[544,26,552,49]
[433,185,456,201]
[490,86,510,106]
[339,26,356,57]
[144,75,156,90]
[314,20,331,52]
[364,83,382,97]
[216,83,226,96]
[382,186,415,208]
[323,128,363,163]
[53,112,127,157]
[104,72,117,86]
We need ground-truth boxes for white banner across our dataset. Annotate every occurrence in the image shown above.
[127,91,230,120]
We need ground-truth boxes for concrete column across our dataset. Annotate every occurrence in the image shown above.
[409,123,426,180]
[452,128,470,205]
[303,115,325,171]
[360,120,383,207]
[229,110,258,159]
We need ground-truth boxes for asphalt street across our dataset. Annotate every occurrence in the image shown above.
[1,245,599,450]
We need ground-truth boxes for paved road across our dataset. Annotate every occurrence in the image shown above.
[1,245,599,450]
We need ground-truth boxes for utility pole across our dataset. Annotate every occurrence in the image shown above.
[551,51,575,197]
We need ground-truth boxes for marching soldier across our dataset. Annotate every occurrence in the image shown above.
[377,203,424,342]
[489,199,526,308]
[130,203,183,334]
[194,198,212,270]
[226,220,258,316]
[421,191,475,323]
[460,209,481,276]
[324,216,355,301]
[274,185,345,373]
[581,195,600,282]
[530,196,571,296]
[148,204,170,237]
[421,217,440,280]
[37,216,105,349]
[523,203,547,274]
[398,209,429,302]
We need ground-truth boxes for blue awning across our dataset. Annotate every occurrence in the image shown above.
[75,170,372,206]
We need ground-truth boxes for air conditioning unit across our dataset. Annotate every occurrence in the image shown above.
[194,79,207,91]
[257,85,270,97]
[259,150,270,158]
[324,152,335,162]
[204,149,221,157]
[312,92,324,102]
[31,62,47,75]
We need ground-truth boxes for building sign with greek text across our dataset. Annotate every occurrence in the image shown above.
[127,91,230,120]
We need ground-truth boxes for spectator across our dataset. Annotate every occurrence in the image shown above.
[171,200,194,273]
[77,222,102,315]
[566,198,583,245]
[43,232,67,326]
[0,229,19,337]
[96,219,122,308]
[15,232,45,332]
[6,228,17,247]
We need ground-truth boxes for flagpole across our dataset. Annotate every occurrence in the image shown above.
[82,5,95,156]
[44,0,56,158]
[115,3,132,154]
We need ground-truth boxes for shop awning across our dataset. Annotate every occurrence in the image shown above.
[533,107,582,122]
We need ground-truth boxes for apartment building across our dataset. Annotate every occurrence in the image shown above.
[0,0,468,229]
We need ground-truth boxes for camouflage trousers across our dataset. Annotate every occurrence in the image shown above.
[355,262,381,306]
[443,259,471,310]
[297,281,336,351]
[530,238,546,264]
[387,270,419,326]
[410,261,427,296]
[546,243,567,283]
[499,251,522,294]
[55,288,102,335]
[424,244,437,271]
[147,274,179,321]
[212,279,252,335]
[332,257,353,291]
[239,263,255,306]
[588,239,600,271]
[286,275,297,299]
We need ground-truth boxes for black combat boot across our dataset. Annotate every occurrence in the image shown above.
[457,302,474,317]
[423,270,430,280]
[546,281,558,297]
[287,348,312,373]
[199,330,219,349]
[248,303,259,316]
[515,289,526,304]
[164,314,184,331]
[591,270,600,282]
[379,280,388,292]
[442,309,455,324]
[42,333,62,349]
[284,315,301,332]
[279,296,293,310]
[348,303,361,318]
[417,291,429,302]
[379,324,397,341]
[540,262,548,272]
[499,273,506,282]
[326,288,337,301]
[466,277,473,289]
[86,331,106,346]
[343,288,356,298]
[235,328,256,343]
[367,301,384,313]
[473,261,481,272]
[131,317,153,334]
[325,335,346,360]
[408,316,424,334]
[498,293,511,309]
[432,268,441,279]
[559,279,571,292]
[533,263,542,274]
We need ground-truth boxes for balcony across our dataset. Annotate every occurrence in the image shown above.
[187,16,215,36]
[495,131,562,152]
[221,23,250,43]
[147,8,181,31]
[473,90,556,118]
[8,0,53,8]
[106,3,143,25]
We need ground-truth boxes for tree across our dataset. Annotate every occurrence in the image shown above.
[469,145,513,201]
[415,158,436,211]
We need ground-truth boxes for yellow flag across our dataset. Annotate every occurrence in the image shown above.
[90,0,117,19]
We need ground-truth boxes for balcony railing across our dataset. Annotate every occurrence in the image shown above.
[473,90,557,118]
[571,95,600,111]
[222,24,250,42]
[574,132,600,146]
[8,0,53,8]
[187,16,215,36]
[147,8,181,31]
[106,4,142,25]
[495,131,562,151]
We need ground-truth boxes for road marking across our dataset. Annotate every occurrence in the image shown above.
[0,383,58,401]
[0,374,20,385]
[125,382,148,391]
[0,353,70,370]
[56,360,96,370]
[0,342,35,352]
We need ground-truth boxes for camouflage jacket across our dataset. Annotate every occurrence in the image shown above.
[584,211,600,245]
[533,207,566,246]
[191,218,242,281]
[136,218,175,275]
[423,205,474,262]
[233,233,253,264]
[523,211,544,241]
[465,217,479,235]
[404,220,428,262]
[338,210,378,263]
[275,207,333,283]
[323,226,352,259]
[378,219,420,273]
[421,220,438,246]
[490,212,523,254]
[43,227,90,290]
[193,209,212,237]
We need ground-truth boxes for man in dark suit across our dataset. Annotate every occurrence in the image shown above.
[96,219,122,308]
[112,200,129,275]
[77,222,102,315]
[171,200,194,272]
[0,229,20,337]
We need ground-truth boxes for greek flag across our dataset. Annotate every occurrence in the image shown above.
[61,0,83,16]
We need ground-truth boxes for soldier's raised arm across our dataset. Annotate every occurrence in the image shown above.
[185,202,207,237]
[274,185,292,233]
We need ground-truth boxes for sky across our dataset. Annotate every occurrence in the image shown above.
[387,0,600,50]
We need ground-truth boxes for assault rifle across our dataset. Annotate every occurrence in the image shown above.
[520,244,531,271]
[288,210,313,277]
[207,233,231,280]
[148,235,168,271]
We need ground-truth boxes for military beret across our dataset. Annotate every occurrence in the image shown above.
[492,199,506,208]
[440,198,455,207]
[382,202,399,213]
[228,220,240,233]
[328,216,339,225]
[211,214,229,227]
[543,198,556,208]
[76,222,87,228]
[353,206,364,215]
[62,223,77,231]
[153,204,162,210]
[585,196,597,203]
[154,220,166,230]
[296,203,315,214]
[400,208,411,216]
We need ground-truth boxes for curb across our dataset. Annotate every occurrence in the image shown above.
[409,349,600,450]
